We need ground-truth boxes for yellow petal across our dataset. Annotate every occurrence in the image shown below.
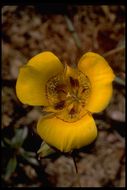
[16,52,64,106]
[37,114,97,152]
[86,83,113,113]
[27,51,63,73]
[78,52,115,113]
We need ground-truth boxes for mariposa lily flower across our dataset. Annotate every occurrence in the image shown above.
[16,52,115,152]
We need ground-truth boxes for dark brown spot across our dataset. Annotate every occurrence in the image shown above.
[69,106,76,115]
[69,77,79,89]
[82,102,85,107]
[54,101,65,110]
[81,88,86,93]
[55,84,67,94]
[81,87,89,94]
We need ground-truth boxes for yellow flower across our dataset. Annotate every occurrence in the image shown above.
[16,51,115,152]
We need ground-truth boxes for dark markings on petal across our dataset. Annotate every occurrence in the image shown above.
[81,88,86,93]
[81,87,89,94]
[69,106,76,115]
[55,84,67,94]
[69,76,79,89]
[54,101,65,110]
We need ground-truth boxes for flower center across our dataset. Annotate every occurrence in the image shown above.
[46,70,91,122]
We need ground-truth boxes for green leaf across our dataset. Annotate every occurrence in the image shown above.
[37,141,56,158]
[24,151,36,157]
[12,127,28,148]
[4,138,12,146]
[5,157,17,179]
[24,157,39,166]
[22,153,39,166]
[20,148,39,166]
[1,140,6,147]
[19,148,36,157]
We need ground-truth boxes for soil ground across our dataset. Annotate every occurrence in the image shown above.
[2,5,125,187]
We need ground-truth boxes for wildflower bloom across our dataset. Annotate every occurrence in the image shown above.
[16,52,115,152]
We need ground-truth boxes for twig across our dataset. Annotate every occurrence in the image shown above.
[64,15,81,49]
[103,45,125,57]
[114,76,125,87]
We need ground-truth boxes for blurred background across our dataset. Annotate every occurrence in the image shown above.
[2,5,125,187]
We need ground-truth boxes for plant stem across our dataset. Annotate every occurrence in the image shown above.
[72,154,78,174]
[71,154,81,187]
